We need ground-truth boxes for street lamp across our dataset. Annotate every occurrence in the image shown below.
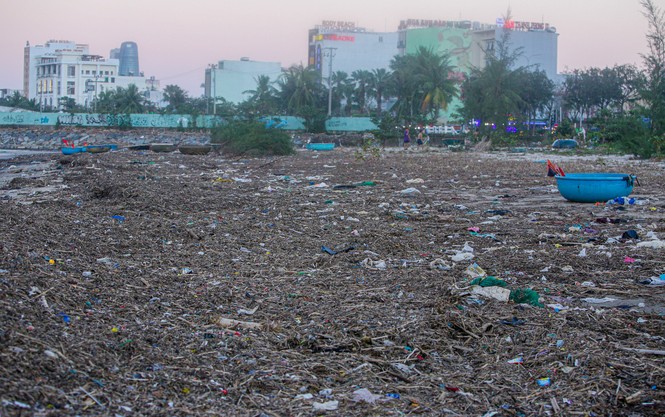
[323,47,337,117]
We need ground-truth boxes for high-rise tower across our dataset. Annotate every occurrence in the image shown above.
[118,41,139,76]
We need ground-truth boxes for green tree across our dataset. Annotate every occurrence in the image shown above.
[276,64,326,131]
[459,42,526,134]
[389,54,419,122]
[242,75,279,116]
[640,0,665,135]
[518,70,554,133]
[351,69,373,114]
[115,84,145,114]
[163,84,189,113]
[93,90,118,114]
[369,68,391,116]
[331,71,350,115]
[412,46,456,119]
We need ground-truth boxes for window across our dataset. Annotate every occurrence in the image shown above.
[57,81,61,95]
[111,77,115,83]
[68,66,76,77]
[86,70,90,75]
[48,79,53,93]
[92,70,96,75]
[111,71,114,75]
[67,81,75,95]
[105,71,109,75]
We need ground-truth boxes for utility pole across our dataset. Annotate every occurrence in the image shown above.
[208,64,217,115]
[323,47,337,117]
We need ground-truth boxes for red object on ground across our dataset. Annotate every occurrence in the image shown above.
[547,160,565,177]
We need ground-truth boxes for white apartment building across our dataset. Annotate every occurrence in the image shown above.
[25,39,160,110]
[204,58,282,105]
[35,50,119,109]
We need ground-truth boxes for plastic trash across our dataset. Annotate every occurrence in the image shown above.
[385,393,401,399]
[639,275,665,286]
[470,276,508,287]
[577,248,587,257]
[507,357,524,364]
[352,388,382,403]
[500,317,526,326]
[400,187,421,194]
[429,258,452,271]
[472,286,510,302]
[313,401,338,411]
[537,377,551,387]
[637,239,665,249]
[622,230,639,240]
[112,215,126,223]
[509,288,544,307]
[451,252,474,262]
[465,263,487,279]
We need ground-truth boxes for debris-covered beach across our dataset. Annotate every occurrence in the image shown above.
[1,146,664,416]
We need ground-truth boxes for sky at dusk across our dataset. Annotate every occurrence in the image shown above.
[0,0,650,96]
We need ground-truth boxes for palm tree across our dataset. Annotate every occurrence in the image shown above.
[115,84,145,114]
[277,64,323,114]
[351,69,373,114]
[331,71,350,115]
[94,90,117,114]
[163,84,188,113]
[412,47,457,118]
[243,75,278,115]
[389,54,419,121]
[369,68,391,116]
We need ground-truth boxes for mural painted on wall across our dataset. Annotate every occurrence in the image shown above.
[0,112,223,128]
[325,117,377,132]
[0,112,378,132]
[406,27,472,74]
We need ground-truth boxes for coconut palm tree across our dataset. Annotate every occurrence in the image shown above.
[243,75,278,115]
[277,64,324,114]
[331,71,350,115]
[369,68,392,116]
[411,47,457,118]
[351,69,373,115]
[163,84,188,113]
[115,84,145,114]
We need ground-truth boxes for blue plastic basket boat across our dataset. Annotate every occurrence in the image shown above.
[61,147,87,155]
[306,143,335,151]
[555,173,636,203]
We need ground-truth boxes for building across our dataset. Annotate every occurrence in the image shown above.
[469,18,559,80]
[1,88,19,99]
[34,49,119,110]
[24,39,160,110]
[204,58,282,106]
[117,41,140,76]
[23,40,88,99]
[308,21,399,81]
[396,17,559,122]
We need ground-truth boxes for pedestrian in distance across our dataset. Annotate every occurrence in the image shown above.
[403,126,411,149]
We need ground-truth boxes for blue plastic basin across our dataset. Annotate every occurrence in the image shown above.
[555,173,636,203]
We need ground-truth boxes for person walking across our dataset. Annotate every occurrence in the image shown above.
[403,127,411,149]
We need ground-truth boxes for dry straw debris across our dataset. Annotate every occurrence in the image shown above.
[0,146,664,416]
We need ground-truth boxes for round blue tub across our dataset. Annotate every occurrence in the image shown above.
[555,173,636,203]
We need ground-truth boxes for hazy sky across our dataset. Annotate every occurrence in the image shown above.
[0,0,650,95]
